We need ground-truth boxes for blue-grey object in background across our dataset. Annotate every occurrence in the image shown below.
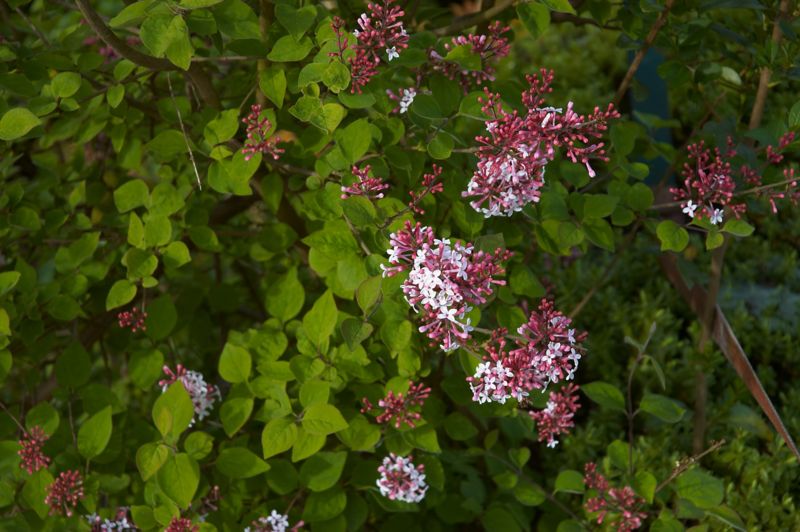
[629,49,673,185]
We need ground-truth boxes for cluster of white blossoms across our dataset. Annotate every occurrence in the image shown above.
[377,454,429,503]
[244,510,293,532]
[469,360,515,404]
[159,365,222,424]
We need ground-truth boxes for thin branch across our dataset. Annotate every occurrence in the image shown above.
[433,0,514,36]
[748,0,790,130]
[74,0,219,108]
[655,439,726,493]
[613,0,675,106]
[13,5,51,46]
[166,73,203,190]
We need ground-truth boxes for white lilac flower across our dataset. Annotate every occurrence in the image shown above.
[386,46,399,61]
[710,208,724,225]
[376,454,429,503]
[682,200,698,218]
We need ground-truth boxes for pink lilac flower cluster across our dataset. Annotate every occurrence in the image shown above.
[408,164,444,215]
[584,463,646,531]
[241,104,284,161]
[382,221,511,351]
[117,307,147,332]
[386,87,417,114]
[429,21,511,91]
[670,140,743,225]
[468,299,585,405]
[245,510,304,532]
[377,453,429,503]
[361,381,431,428]
[44,469,85,517]
[85,507,134,531]
[18,426,50,474]
[165,517,199,532]
[331,0,409,93]
[529,383,581,448]
[340,164,390,200]
[159,364,221,423]
[463,70,619,217]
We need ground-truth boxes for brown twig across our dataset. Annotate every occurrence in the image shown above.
[74,0,219,108]
[613,0,675,106]
[13,5,51,46]
[166,72,203,190]
[655,439,726,493]
[748,0,790,130]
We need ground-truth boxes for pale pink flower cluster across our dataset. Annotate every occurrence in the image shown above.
[468,299,585,404]
[386,87,417,114]
[241,104,284,162]
[44,470,85,517]
[529,384,581,448]
[159,364,221,423]
[377,453,428,503]
[382,221,511,351]
[340,164,390,200]
[361,381,431,428]
[670,140,742,225]
[85,508,134,531]
[18,426,50,474]
[463,70,619,217]
[331,0,409,93]
[245,510,304,532]
[584,463,646,531]
[430,21,511,91]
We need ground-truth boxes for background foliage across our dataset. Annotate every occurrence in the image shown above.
[1,0,799,530]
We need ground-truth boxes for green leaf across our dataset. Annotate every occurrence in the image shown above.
[152,382,195,441]
[790,100,800,128]
[675,469,724,509]
[55,342,91,389]
[52,72,81,98]
[444,412,478,441]
[514,482,546,506]
[47,294,81,321]
[259,66,287,108]
[302,487,347,523]
[338,415,380,451]
[322,61,351,93]
[656,220,689,252]
[291,427,326,462]
[180,0,223,8]
[157,453,199,509]
[634,471,657,503]
[129,349,164,390]
[114,179,150,213]
[22,469,53,519]
[428,132,454,159]
[216,447,270,478]
[218,343,252,383]
[144,215,172,248]
[106,279,137,310]
[341,195,376,227]
[144,295,177,341]
[582,381,625,411]
[706,505,746,531]
[268,35,314,62]
[220,397,253,437]
[140,15,194,70]
[204,109,239,145]
[582,218,615,251]
[25,402,60,436]
[275,4,317,39]
[110,1,153,28]
[356,276,382,315]
[337,119,371,164]
[0,107,41,141]
[444,45,481,71]
[302,290,337,348]
[262,417,298,459]
[299,451,347,492]
[0,271,21,297]
[77,405,113,459]
[625,183,654,211]
[517,3,550,38]
[184,431,214,460]
[721,219,754,237]
[554,470,585,493]
[162,241,191,269]
[302,403,348,436]
[640,393,685,423]
[582,194,619,219]
[265,267,305,321]
[541,0,577,14]
[136,442,169,481]
[300,380,330,407]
